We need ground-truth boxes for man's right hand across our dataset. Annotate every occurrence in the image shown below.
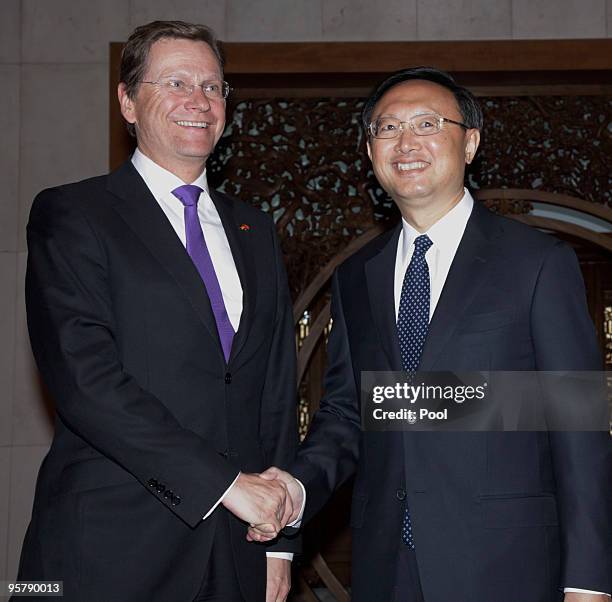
[247,467,305,542]
[222,472,292,537]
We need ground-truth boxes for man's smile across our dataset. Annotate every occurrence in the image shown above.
[175,120,211,128]
[393,160,430,172]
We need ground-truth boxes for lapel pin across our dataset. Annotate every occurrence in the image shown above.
[239,223,250,231]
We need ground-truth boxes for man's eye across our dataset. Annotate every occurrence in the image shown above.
[167,79,184,89]
[204,83,220,93]
[417,120,435,129]
[380,122,398,131]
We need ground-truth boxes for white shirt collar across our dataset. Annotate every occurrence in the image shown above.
[131,147,209,201]
[400,188,474,263]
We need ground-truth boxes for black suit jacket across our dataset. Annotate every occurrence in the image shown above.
[292,201,611,602]
[18,161,298,602]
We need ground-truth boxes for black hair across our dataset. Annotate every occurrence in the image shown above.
[362,66,483,134]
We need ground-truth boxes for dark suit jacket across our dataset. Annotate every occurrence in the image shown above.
[18,161,298,602]
[292,201,611,602]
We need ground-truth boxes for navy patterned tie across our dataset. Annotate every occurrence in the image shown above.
[397,234,433,549]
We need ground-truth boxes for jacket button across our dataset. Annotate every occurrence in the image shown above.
[396,489,406,501]
[225,372,232,384]
[172,495,181,506]
[148,478,157,488]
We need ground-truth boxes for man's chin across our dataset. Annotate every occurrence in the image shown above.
[388,183,432,204]
[174,146,214,162]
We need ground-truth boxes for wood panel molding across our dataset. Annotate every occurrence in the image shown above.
[221,39,612,74]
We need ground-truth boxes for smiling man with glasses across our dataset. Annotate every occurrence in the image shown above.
[258,67,611,602]
[17,20,300,602]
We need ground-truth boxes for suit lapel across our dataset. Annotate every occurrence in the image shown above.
[209,189,257,364]
[107,161,224,358]
[365,224,403,371]
[419,202,501,371]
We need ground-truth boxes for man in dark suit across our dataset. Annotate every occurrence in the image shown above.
[18,21,299,602]
[252,68,611,601]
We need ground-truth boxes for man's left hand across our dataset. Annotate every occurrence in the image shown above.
[564,594,610,601]
[266,557,291,602]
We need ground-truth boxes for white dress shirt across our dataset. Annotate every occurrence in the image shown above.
[392,187,608,597]
[132,149,242,331]
[394,188,473,321]
[131,149,301,560]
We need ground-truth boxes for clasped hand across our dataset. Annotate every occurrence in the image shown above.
[222,467,303,541]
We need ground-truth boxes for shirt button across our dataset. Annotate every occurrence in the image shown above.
[396,488,407,501]
[225,372,232,384]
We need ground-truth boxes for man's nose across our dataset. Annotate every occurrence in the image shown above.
[185,86,212,111]
[394,126,421,153]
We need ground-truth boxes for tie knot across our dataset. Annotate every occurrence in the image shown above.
[172,184,203,207]
[413,234,432,257]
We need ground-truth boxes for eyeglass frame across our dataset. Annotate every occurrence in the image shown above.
[139,77,231,100]
[368,113,469,139]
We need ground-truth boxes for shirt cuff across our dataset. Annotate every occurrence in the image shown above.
[287,478,306,528]
[266,552,294,561]
[564,588,610,596]
[202,472,241,520]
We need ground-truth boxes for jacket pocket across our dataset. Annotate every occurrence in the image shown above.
[458,309,515,334]
[479,493,559,529]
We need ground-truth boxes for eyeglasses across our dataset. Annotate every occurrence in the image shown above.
[368,113,468,139]
[139,77,231,100]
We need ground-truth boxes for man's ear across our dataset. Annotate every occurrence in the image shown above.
[464,129,480,165]
[118,82,137,125]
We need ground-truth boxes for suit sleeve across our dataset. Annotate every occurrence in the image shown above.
[290,271,362,524]
[259,224,301,554]
[530,241,612,592]
[26,189,238,527]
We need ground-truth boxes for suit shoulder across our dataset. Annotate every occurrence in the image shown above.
[37,173,109,200]
[29,173,112,226]
[32,174,110,213]
[479,204,565,255]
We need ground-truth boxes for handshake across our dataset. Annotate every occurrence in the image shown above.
[221,467,304,542]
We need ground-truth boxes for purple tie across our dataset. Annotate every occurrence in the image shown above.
[172,184,235,362]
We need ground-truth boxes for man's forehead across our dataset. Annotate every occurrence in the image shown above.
[373,79,458,115]
[146,37,221,74]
